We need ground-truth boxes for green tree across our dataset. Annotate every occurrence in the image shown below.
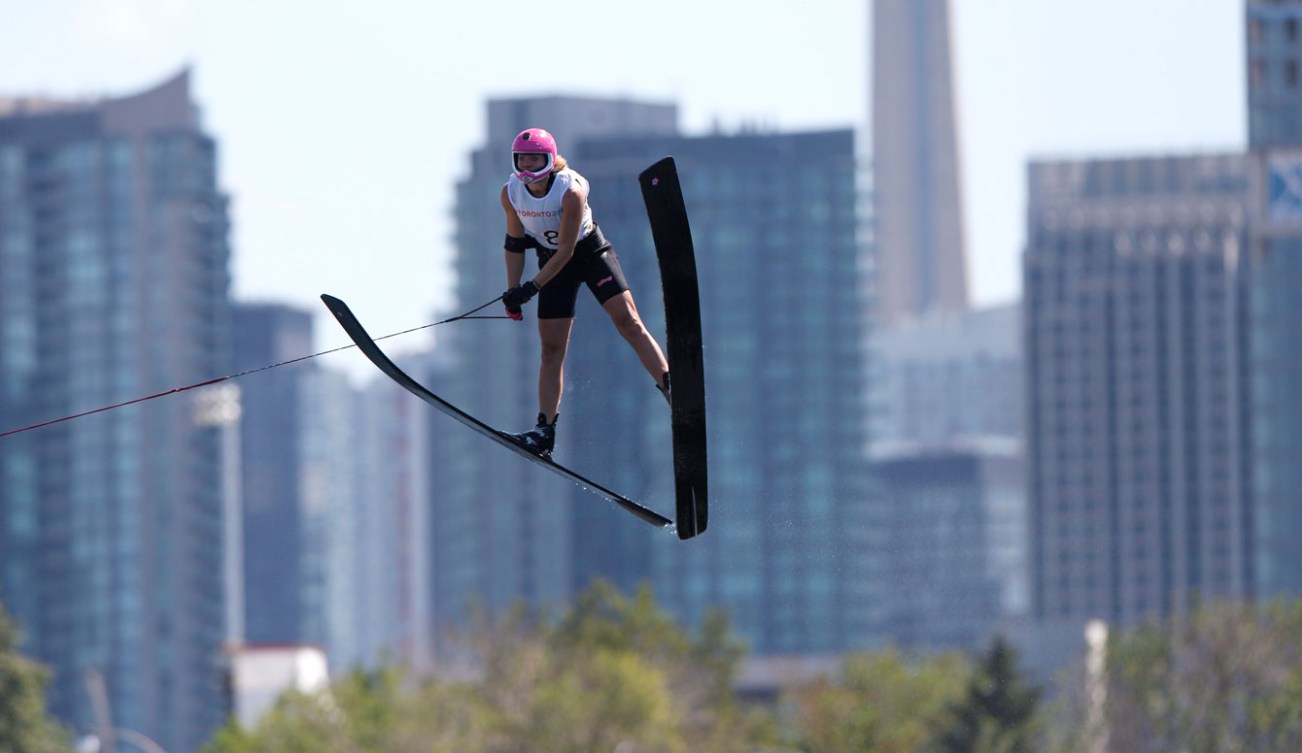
[932,635,1041,753]
[788,646,970,753]
[205,665,493,753]
[1044,599,1302,753]
[0,602,72,753]
[513,646,679,752]
[478,580,777,753]
[205,580,778,753]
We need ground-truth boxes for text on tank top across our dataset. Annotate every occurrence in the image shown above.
[505,168,595,250]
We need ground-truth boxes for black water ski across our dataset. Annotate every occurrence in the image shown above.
[320,294,674,531]
[639,156,708,540]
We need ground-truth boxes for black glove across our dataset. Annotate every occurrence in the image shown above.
[502,281,539,317]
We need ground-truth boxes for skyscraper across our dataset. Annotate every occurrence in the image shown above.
[871,446,1025,649]
[0,70,232,752]
[1024,154,1252,626]
[574,129,875,654]
[872,0,969,325]
[1245,0,1302,599]
[232,303,362,668]
[234,304,314,645]
[355,362,434,672]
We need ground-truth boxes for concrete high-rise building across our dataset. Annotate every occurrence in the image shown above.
[872,0,969,325]
[0,70,232,752]
[1024,154,1252,627]
[1245,0,1302,599]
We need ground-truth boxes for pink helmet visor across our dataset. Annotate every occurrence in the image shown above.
[512,128,557,184]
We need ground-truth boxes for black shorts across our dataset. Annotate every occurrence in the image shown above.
[535,226,630,319]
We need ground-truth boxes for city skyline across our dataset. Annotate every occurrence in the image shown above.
[1,3,1292,746]
[1,0,1244,374]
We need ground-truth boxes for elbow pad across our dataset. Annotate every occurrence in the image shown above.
[504,234,532,253]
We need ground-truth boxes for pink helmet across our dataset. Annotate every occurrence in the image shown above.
[512,128,557,184]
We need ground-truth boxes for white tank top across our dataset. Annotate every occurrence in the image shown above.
[505,168,595,250]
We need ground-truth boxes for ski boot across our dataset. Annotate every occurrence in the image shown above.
[508,412,557,458]
[656,371,671,407]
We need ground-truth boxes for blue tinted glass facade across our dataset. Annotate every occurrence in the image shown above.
[1025,155,1252,626]
[573,131,874,654]
[1248,2,1302,148]
[0,72,231,753]
[1249,233,1302,597]
[233,305,313,643]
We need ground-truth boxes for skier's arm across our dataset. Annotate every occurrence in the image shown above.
[501,186,527,287]
[504,251,526,289]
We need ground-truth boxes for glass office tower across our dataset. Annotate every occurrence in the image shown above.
[574,129,875,654]
[0,70,232,752]
[1245,0,1302,598]
[1025,154,1253,626]
[233,304,313,645]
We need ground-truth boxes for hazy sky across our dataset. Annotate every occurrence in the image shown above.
[2,0,1245,368]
